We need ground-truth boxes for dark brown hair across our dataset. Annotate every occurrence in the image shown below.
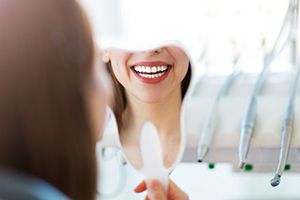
[0,0,97,199]
[106,62,191,130]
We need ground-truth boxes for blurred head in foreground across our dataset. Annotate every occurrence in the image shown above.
[0,0,107,199]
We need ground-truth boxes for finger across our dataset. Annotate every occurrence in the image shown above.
[168,180,189,199]
[134,181,147,193]
[147,180,167,200]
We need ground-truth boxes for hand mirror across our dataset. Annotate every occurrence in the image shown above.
[100,42,194,191]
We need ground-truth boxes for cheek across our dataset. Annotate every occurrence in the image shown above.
[110,53,129,77]
[109,52,131,84]
[169,48,190,81]
[177,61,189,82]
[111,62,129,86]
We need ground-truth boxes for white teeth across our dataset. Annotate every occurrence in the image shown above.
[161,66,167,71]
[138,72,165,79]
[151,67,157,73]
[133,65,168,73]
[133,65,169,80]
[146,67,151,73]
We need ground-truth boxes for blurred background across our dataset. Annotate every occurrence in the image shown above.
[79,0,300,199]
[80,0,296,74]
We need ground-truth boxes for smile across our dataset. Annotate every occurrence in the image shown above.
[130,63,171,84]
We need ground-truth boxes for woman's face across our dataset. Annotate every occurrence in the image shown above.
[103,46,189,103]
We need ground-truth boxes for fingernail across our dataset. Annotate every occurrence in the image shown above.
[148,180,159,192]
[147,180,161,199]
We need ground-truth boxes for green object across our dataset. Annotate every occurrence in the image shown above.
[208,163,215,169]
[284,164,291,171]
[244,164,253,171]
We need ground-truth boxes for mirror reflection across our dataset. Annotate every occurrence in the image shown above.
[102,45,191,169]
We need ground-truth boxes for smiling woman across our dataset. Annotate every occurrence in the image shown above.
[102,45,191,170]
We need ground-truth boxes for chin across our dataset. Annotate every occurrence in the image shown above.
[136,93,166,104]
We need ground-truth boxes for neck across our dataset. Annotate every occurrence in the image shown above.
[120,87,183,168]
[121,88,182,144]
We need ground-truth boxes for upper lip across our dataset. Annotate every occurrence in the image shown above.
[131,61,170,67]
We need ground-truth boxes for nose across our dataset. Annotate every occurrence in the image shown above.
[144,47,163,55]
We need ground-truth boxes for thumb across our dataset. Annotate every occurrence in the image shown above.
[147,179,167,200]
[168,180,189,199]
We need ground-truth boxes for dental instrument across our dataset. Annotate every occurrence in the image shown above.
[197,55,240,162]
[271,62,299,187]
[238,54,269,169]
[238,0,296,169]
[271,0,299,187]
[192,47,208,97]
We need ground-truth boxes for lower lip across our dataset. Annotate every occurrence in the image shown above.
[131,67,171,84]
